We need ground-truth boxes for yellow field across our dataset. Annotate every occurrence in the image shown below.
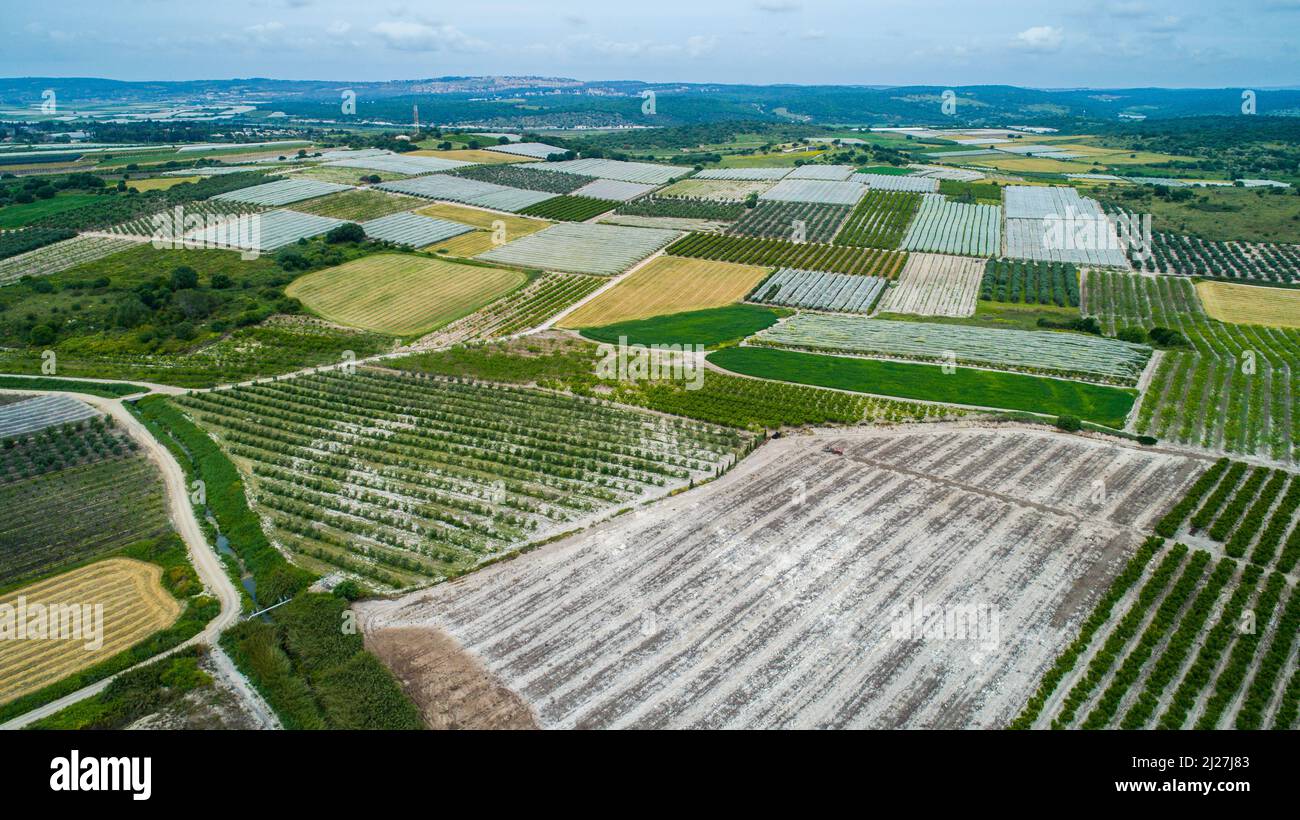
[0,558,181,706]
[1196,280,1300,329]
[128,176,199,191]
[416,202,551,236]
[426,230,496,257]
[286,253,527,336]
[409,149,533,164]
[559,256,770,328]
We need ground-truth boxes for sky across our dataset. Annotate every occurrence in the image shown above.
[3,0,1299,87]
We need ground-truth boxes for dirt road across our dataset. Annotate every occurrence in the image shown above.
[0,390,246,730]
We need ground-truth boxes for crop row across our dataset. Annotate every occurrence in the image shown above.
[748,268,886,314]
[832,190,921,250]
[666,232,906,278]
[727,200,850,244]
[416,272,606,346]
[517,195,619,222]
[981,259,1080,307]
[1153,457,1230,537]
[1222,469,1289,555]
[614,196,746,221]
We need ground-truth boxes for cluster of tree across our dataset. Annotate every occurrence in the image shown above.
[1116,325,1187,347]
[0,171,106,207]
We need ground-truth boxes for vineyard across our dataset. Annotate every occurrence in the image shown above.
[558,256,769,328]
[448,163,594,194]
[517,195,619,222]
[570,179,658,202]
[981,259,1081,307]
[666,232,907,278]
[752,313,1151,384]
[192,208,344,252]
[832,190,922,249]
[879,253,984,318]
[410,272,605,348]
[1107,211,1300,283]
[900,194,1001,257]
[1086,270,1299,463]
[748,268,887,314]
[726,200,850,243]
[613,196,746,221]
[0,235,140,286]
[100,199,263,239]
[179,370,747,589]
[0,419,167,586]
[0,226,76,260]
[1013,530,1300,729]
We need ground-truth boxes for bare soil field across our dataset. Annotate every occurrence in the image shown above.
[364,627,538,729]
[359,425,1204,729]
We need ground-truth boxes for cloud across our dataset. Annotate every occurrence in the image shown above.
[1014,25,1065,52]
[754,1,800,12]
[800,29,827,40]
[370,21,484,52]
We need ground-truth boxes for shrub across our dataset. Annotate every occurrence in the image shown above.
[1055,414,1083,432]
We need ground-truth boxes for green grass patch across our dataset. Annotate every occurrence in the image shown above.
[0,193,103,228]
[709,346,1136,428]
[580,304,785,349]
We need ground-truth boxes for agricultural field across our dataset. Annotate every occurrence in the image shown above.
[1016,504,1300,728]
[215,178,352,207]
[1196,281,1300,329]
[559,256,770,328]
[359,427,1199,727]
[0,394,101,438]
[760,179,866,206]
[415,202,550,237]
[694,167,792,181]
[517,195,619,222]
[192,208,343,252]
[981,260,1081,307]
[359,212,472,248]
[727,201,850,244]
[289,165,409,185]
[879,253,984,318]
[448,163,593,194]
[178,370,747,589]
[0,558,181,706]
[417,149,534,164]
[290,189,422,221]
[787,164,856,181]
[101,199,263,239]
[853,173,938,192]
[579,304,783,348]
[667,233,907,278]
[412,272,605,348]
[323,153,472,176]
[0,235,141,286]
[1086,270,1300,462]
[753,313,1151,385]
[900,194,1001,257]
[377,174,554,213]
[477,222,679,276]
[833,190,922,249]
[527,158,690,185]
[614,196,746,221]
[570,179,658,202]
[657,179,774,201]
[0,418,168,586]
[1130,230,1300,283]
[748,268,887,314]
[284,254,526,336]
[710,346,1139,427]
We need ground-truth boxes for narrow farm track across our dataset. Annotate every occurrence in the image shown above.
[0,390,245,731]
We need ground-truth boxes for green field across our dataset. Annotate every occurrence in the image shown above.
[580,304,784,349]
[290,189,421,221]
[0,193,103,228]
[285,253,527,336]
[1096,186,1300,244]
[709,346,1137,427]
[0,376,148,397]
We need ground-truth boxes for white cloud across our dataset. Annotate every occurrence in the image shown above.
[755,1,800,12]
[800,29,827,40]
[370,21,484,52]
[1014,25,1065,52]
